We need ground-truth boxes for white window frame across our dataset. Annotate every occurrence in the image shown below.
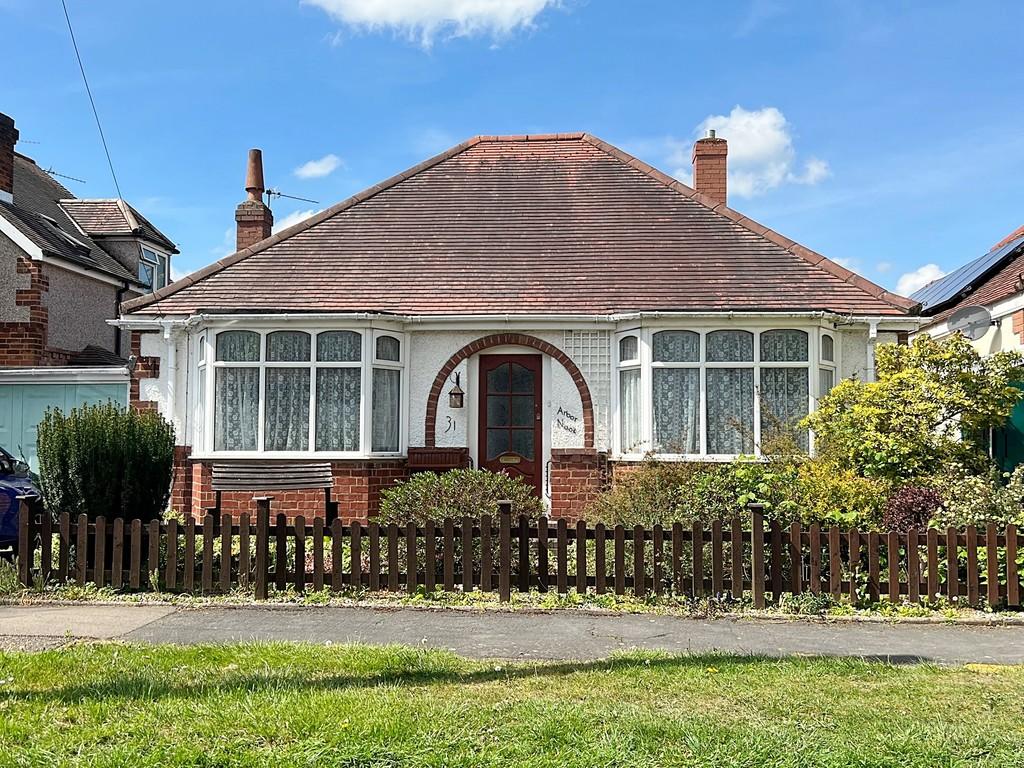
[139,244,171,290]
[200,326,407,459]
[614,323,827,461]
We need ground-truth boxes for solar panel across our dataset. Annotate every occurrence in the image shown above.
[912,235,1024,312]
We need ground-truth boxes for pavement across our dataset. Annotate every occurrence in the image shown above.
[1,603,1023,664]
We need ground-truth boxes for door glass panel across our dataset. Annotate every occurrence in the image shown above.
[487,363,510,393]
[486,429,510,460]
[511,430,535,459]
[487,396,510,427]
[510,363,534,393]
[510,396,533,426]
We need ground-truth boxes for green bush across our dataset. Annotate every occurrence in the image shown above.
[586,456,889,529]
[925,462,1024,530]
[377,469,545,525]
[37,403,175,523]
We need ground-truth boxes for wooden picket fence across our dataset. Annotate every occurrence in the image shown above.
[14,499,1023,608]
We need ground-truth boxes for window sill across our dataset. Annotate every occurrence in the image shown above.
[610,453,768,463]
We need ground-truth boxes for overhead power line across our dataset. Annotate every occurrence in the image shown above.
[61,0,122,199]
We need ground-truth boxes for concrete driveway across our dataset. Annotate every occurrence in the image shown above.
[1,604,1023,664]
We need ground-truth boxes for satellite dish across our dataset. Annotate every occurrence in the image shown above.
[948,305,993,341]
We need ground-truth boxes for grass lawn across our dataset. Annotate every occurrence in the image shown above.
[0,644,1022,767]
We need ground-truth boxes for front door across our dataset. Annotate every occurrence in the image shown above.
[478,354,542,496]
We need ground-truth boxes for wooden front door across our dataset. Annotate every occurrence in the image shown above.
[478,354,543,496]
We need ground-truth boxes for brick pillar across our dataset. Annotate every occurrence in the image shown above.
[549,449,603,520]
[129,330,160,411]
[170,446,193,517]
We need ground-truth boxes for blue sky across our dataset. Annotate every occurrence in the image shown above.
[2,0,1023,296]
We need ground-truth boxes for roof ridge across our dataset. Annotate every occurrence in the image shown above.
[577,133,917,314]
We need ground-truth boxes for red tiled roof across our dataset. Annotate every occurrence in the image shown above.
[123,134,916,317]
[60,198,178,253]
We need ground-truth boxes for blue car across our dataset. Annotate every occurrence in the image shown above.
[0,446,39,554]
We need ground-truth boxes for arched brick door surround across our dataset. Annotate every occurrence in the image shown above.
[423,333,595,449]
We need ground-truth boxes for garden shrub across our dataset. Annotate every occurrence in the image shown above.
[794,460,888,527]
[926,462,1024,530]
[37,403,175,522]
[377,469,545,524]
[880,485,942,532]
[805,334,1024,482]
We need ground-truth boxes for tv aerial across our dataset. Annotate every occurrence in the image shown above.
[947,305,994,341]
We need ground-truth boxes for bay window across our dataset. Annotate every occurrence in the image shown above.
[206,328,404,455]
[616,327,828,458]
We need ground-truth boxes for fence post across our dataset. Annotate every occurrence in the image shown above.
[17,497,34,588]
[498,500,511,602]
[254,497,271,600]
[749,503,765,609]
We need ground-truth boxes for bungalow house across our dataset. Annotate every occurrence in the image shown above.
[0,111,178,469]
[912,224,1024,469]
[119,132,920,520]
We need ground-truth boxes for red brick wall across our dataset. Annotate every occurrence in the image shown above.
[0,257,47,367]
[171,453,410,523]
[548,448,604,520]
[129,330,161,411]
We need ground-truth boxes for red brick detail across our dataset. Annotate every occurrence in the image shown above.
[424,333,595,449]
[129,330,161,409]
[235,199,273,251]
[182,458,410,524]
[0,257,49,367]
[170,445,193,515]
[548,448,603,520]
[691,136,728,206]
[1013,310,1024,344]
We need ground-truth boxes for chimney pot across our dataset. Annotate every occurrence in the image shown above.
[244,148,266,202]
[691,132,728,206]
[0,112,18,203]
[235,148,273,251]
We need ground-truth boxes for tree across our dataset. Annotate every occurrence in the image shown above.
[804,333,1024,482]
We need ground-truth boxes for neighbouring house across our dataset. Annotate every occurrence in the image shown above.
[0,111,178,469]
[913,224,1024,470]
[119,132,921,521]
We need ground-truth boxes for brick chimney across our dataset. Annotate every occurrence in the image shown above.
[235,148,273,251]
[0,112,18,204]
[691,129,728,206]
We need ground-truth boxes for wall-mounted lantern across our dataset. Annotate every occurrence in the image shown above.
[448,372,465,409]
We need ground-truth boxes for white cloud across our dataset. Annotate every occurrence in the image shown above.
[876,261,892,274]
[896,263,946,296]
[670,106,831,198]
[273,208,322,233]
[303,0,559,47]
[294,154,343,179]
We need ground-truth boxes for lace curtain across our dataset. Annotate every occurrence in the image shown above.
[707,330,753,362]
[216,331,259,362]
[653,331,699,362]
[760,330,808,362]
[264,368,310,451]
[215,367,258,450]
[316,368,361,451]
[267,331,310,362]
[761,367,809,450]
[653,368,699,453]
[706,368,754,454]
[318,331,361,362]
[619,368,641,452]
[372,368,401,452]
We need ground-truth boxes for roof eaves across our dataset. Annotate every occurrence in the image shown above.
[579,133,918,314]
[122,136,489,314]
